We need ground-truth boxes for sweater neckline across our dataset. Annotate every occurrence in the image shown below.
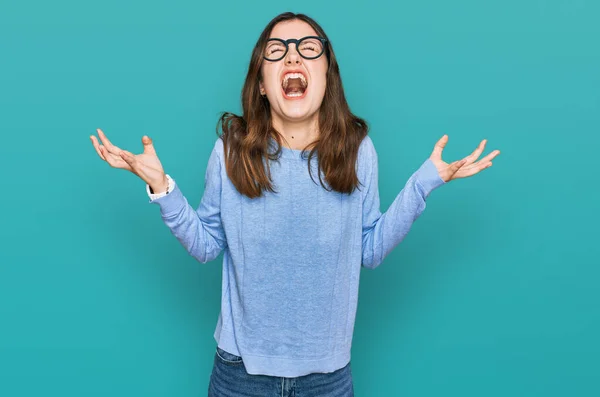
[269,138,311,160]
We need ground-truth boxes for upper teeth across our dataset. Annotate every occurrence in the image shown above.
[283,72,307,88]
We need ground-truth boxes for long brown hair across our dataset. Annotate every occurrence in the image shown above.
[217,12,368,198]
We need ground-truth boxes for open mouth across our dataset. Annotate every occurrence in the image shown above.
[281,71,308,99]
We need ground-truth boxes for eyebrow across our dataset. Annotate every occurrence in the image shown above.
[267,37,317,42]
[266,42,285,49]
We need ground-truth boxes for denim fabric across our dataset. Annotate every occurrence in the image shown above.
[208,347,354,397]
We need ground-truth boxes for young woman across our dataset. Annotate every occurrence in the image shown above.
[90,11,499,397]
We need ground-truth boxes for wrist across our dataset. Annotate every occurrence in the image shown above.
[150,175,169,194]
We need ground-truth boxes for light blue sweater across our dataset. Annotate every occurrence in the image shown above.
[149,135,445,377]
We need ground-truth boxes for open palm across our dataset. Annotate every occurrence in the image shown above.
[430,135,500,182]
[90,128,167,189]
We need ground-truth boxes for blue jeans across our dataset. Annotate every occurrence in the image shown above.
[208,347,354,397]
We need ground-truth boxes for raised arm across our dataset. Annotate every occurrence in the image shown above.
[360,138,445,269]
[360,134,500,269]
[148,138,227,263]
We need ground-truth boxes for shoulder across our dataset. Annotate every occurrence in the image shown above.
[359,133,377,156]
[212,136,225,157]
[203,137,225,178]
[358,134,377,169]
[355,135,377,189]
[206,136,225,168]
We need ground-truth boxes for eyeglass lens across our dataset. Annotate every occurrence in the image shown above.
[264,38,324,61]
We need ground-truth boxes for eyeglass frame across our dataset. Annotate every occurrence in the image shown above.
[263,36,329,62]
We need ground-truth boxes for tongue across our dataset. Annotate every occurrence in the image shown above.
[284,79,305,95]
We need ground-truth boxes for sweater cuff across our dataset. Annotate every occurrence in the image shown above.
[414,158,446,198]
[146,174,175,199]
[148,182,186,216]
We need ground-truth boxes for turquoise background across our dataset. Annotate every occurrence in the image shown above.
[1,0,598,395]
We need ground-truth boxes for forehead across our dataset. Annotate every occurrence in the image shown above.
[269,19,319,40]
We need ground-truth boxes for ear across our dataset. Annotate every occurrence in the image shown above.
[259,81,266,96]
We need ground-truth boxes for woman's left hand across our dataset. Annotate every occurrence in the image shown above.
[430,135,501,182]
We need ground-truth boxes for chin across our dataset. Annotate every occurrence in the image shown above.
[272,95,313,120]
[278,103,318,121]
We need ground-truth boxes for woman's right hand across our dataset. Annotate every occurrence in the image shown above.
[90,128,169,193]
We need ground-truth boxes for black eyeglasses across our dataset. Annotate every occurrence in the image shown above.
[263,36,328,62]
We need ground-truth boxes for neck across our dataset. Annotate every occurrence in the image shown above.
[271,114,319,150]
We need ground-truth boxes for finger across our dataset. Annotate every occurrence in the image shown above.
[462,139,487,164]
[100,146,131,170]
[142,135,157,156]
[448,158,467,176]
[460,150,499,175]
[97,128,122,155]
[121,150,149,173]
[90,135,107,161]
[120,150,157,181]
[430,134,448,160]
[119,150,137,169]
[102,146,123,168]
[455,160,493,178]
[476,149,501,164]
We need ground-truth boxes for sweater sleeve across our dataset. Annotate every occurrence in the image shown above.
[360,137,445,269]
[148,138,227,263]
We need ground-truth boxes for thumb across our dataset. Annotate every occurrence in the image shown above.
[431,134,448,160]
[142,135,157,156]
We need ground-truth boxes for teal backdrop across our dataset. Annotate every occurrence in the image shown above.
[1,0,598,395]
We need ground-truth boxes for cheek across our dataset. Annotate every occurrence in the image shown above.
[312,62,328,89]
[312,68,328,97]
[261,65,280,91]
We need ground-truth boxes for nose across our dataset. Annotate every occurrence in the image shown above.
[285,43,302,65]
